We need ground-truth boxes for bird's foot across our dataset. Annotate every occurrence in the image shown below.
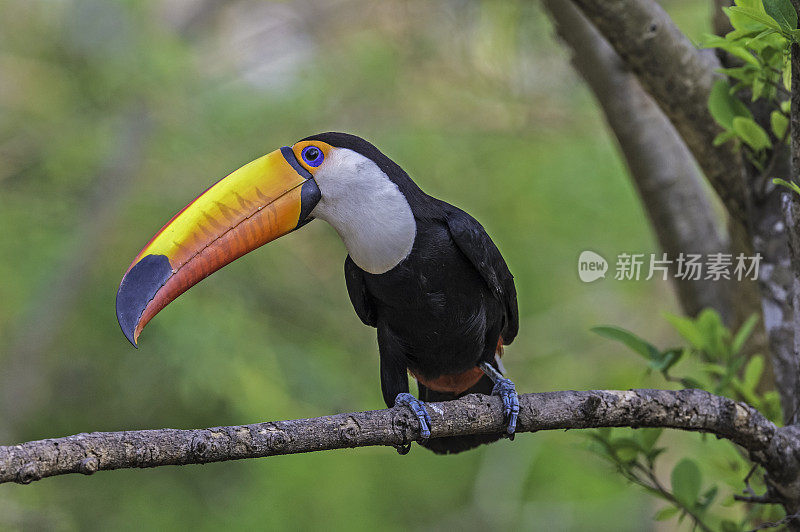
[479,362,519,436]
[394,392,431,440]
[491,377,519,436]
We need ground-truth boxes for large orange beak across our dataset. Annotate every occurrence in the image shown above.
[116,147,321,346]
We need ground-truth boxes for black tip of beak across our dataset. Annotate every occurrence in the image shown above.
[115,254,173,348]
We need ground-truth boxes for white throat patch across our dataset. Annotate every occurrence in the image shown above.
[310,148,416,274]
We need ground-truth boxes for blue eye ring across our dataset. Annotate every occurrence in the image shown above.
[301,145,324,167]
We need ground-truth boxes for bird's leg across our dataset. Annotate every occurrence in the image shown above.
[394,392,432,441]
[479,362,519,436]
[379,345,431,451]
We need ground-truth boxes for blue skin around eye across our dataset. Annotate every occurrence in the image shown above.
[301,146,324,167]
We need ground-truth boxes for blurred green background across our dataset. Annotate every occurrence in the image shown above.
[0,0,736,530]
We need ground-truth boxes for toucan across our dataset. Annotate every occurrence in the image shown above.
[116,132,519,454]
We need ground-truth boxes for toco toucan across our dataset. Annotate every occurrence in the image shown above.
[116,132,519,454]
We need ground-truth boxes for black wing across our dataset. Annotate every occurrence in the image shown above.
[344,255,377,327]
[444,206,519,344]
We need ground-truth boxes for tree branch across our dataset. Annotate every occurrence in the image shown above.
[568,0,748,225]
[567,0,797,427]
[754,1,800,432]
[786,1,800,430]
[1,389,791,486]
[542,0,743,323]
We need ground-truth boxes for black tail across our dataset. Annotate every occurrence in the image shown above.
[417,374,501,454]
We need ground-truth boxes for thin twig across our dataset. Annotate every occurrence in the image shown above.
[757,122,792,198]
[636,462,713,532]
[749,512,800,531]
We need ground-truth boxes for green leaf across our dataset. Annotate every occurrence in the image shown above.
[714,130,739,147]
[752,77,766,100]
[698,485,719,511]
[771,110,789,139]
[720,519,743,532]
[729,5,782,30]
[731,376,760,405]
[744,354,765,391]
[700,362,728,377]
[587,433,616,461]
[747,27,780,44]
[614,448,638,463]
[647,446,667,462]
[760,41,785,63]
[721,493,737,507]
[739,0,765,11]
[590,326,659,360]
[704,37,760,65]
[717,66,757,83]
[596,427,612,439]
[664,313,705,350]
[773,177,800,195]
[761,390,784,422]
[708,79,753,130]
[697,309,729,360]
[611,437,640,463]
[732,314,759,354]
[680,375,712,391]
[732,116,772,150]
[654,506,680,521]
[650,348,683,372]
[729,46,762,66]
[671,458,702,507]
[701,34,729,48]
[636,428,663,452]
[763,0,797,32]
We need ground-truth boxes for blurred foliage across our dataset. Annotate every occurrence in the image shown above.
[592,310,783,531]
[0,0,753,530]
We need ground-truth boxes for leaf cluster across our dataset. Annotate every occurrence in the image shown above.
[590,310,783,530]
[593,310,780,423]
[704,0,793,163]
[589,426,723,531]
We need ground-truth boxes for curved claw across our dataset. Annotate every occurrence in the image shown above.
[491,378,519,435]
[395,392,432,439]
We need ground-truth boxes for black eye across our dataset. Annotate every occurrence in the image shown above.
[301,146,324,167]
